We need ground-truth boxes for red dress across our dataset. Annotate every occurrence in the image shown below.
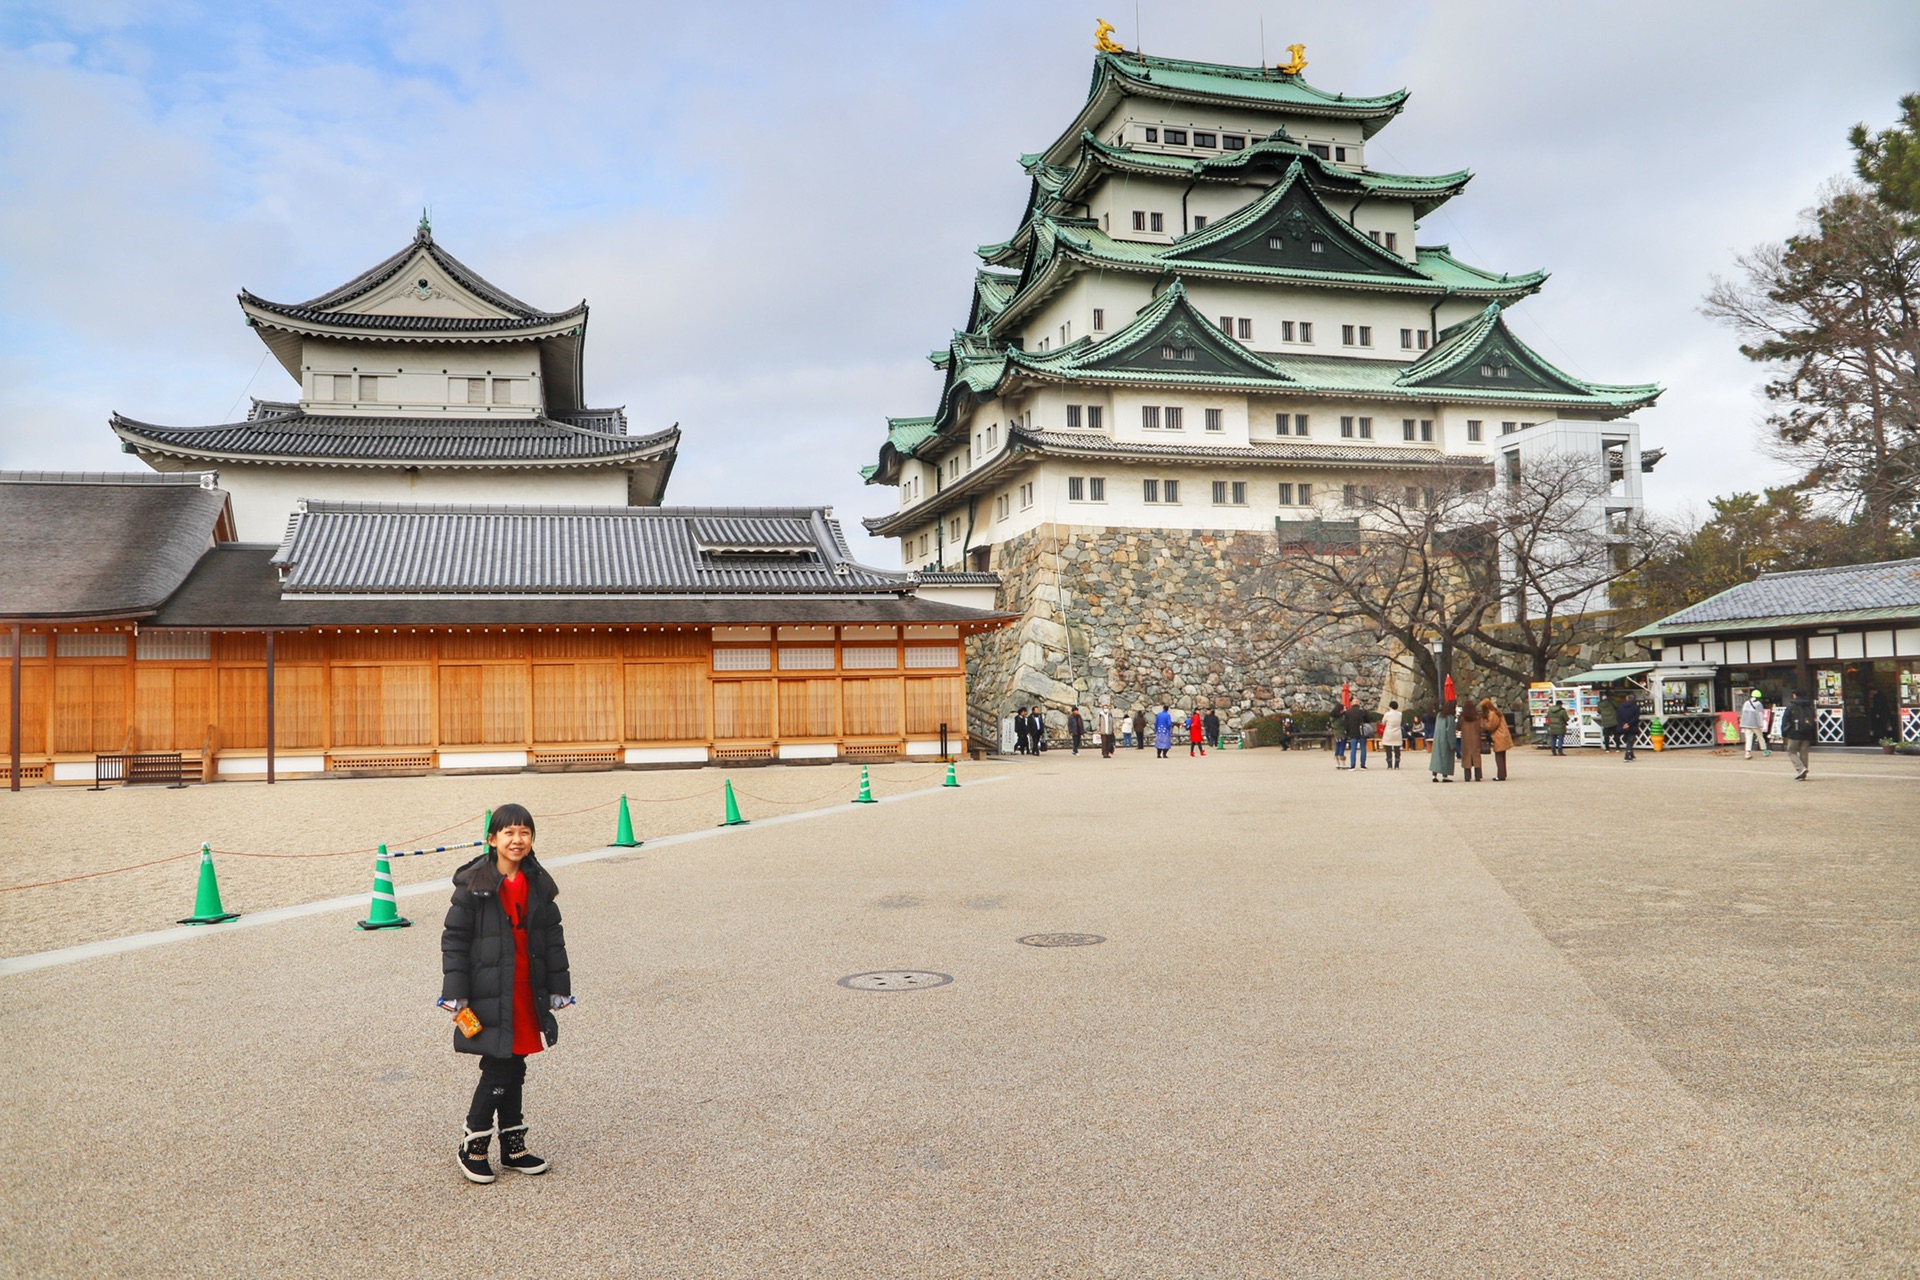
[499,871,544,1057]
[1189,716,1204,744]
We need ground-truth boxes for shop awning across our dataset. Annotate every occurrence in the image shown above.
[1562,663,1656,685]
[1647,666,1719,680]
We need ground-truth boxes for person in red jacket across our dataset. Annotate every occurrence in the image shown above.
[439,803,574,1184]
[1188,710,1206,757]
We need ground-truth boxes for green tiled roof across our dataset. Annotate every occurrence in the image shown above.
[1101,53,1407,127]
[885,416,938,453]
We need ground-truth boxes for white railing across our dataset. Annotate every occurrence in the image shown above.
[1903,708,1920,745]
[1816,707,1846,744]
[1650,713,1716,748]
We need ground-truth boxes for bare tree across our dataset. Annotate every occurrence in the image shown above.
[1245,466,1501,699]
[1468,449,1674,684]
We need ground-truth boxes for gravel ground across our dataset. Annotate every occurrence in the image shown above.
[0,761,954,957]
[0,746,1914,1278]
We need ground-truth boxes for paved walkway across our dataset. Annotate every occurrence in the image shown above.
[3,747,1914,1277]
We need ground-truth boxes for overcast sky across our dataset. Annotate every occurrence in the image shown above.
[2,1,1916,561]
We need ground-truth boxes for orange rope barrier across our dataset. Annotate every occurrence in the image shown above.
[0,852,200,894]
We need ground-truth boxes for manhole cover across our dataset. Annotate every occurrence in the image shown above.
[1017,933,1106,948]
[837,970,954,991]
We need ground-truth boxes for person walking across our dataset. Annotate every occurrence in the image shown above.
[1132,708,1147,751]
[1278,712,1295,750]
[1779,691,1816,780]
[1187,709,1206,757]
[1429,700,1458,781]
[1546,701,1570,756]
[440,803,573,1184]
[1029,707,1047,753]
[1380,700,1404,770]
[1596,693,1619,753]
[1740,689,1772,759]
[1203,708,1221,749]
[1457,698,1484,781]
[1012,707,1030,755]
[1096,704,1116,758]
[1341,700,1371,769]
[1153,705,1174,758]
[1617,692,1641,761]
[1481,698,1513,781]
[1068,706,1085,756]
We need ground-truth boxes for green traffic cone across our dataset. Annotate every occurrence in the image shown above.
[481,809,492,851]
[943,760,960,788]
[853,765,878,804]
[178,844,239,926]
[720,779,748,827]
[356,844,411,930]
[613,794,639,846]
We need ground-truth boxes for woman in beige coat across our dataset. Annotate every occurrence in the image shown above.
[1457,698,1484,781]
[1479,697,1514,781]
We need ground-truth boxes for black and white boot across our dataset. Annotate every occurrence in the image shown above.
[458,1126,496,1184]
[498,1123,549,1175]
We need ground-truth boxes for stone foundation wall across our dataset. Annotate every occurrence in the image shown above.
[965,524,1394,735]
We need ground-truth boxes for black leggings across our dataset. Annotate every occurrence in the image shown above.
[466,1054,528,1132]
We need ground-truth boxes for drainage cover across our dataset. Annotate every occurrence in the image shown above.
[1017,933,1106,948]
[838,970,954,991]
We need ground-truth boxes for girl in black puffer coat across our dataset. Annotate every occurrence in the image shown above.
[438,803,572,1184]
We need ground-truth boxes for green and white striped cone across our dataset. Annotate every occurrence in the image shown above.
[356,844,411,930]
[943,760,959,787]
[178,843,239,926]
[853,765,877,803]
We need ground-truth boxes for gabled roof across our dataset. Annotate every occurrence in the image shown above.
[1629,558,1920,638]
[236,223,592,411]
[111,401,680,480]
[1038,52,1408,167]
[0,472,235,621]
[1397,304,1660,407]
[270,502,914,597]
[1009,280,1291,387]
[1164,160,1426,279]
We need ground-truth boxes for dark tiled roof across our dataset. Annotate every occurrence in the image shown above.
[111,406,677,467]
[240,228,584,332]
[0,472,231,620]
[689,516,816,552]
[270,503,914,596]
[913,571,1001,586]
[1642,558,1920,631]
[153,546,1002,628]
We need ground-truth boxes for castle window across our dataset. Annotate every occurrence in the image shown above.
[1068,476,1084,501]
[1293,414,1310,436]
[1342,325,1356,345]
[1219,315,1234,334]
[1205,408,1223,432]
[1092,308,1105,330]
[492,378,514,405]
[996,494,1010,520]
[1299,482,1313,504]
[465,377,486,404]
[330,374,352,400]
[1309,240,1325,254]
[1164,129,1187,145]
[1087,405,1103,430]
[1223,135,1245,150]
[951,517,962,539]
[1143,478,1159,502]
[1341,416,1355,438]
[1019,482,1034,510]
[1467,419,1483,442]
[1160,344,1195,362]
[1502,421,1517,435]
[358,375,381,402]
[1343,484,1358,506]
[1308,143,1331,159]
[1211,480,1246,505]
[1358,416,1373,439]
[1383,231,1398,251]
[1237,318,1252,340]
[1149,212,1164,232]
[1299,322,1313,342]
[1358,326,1372,347]
[1335,146,1348,162]
[1164,479,1180,502]
[1142,405,1161,429]
[1089,477,1105,500]
[1268,236,1284,251]
[1193,215,1207,229]
[1403,418,1417,441]
[1066,404,1082,430]
[1144,127,1158,142]
[1133,211,1146,231]
[1193,131,1216,148]
[1420,419,1433,442]
[1281,320,1295,342]
[1369,230,1382,244]
[1401,329,1415,350]
[1164,406,1184,430]
[1277,482,1294,505]
[1417,330,1430,349]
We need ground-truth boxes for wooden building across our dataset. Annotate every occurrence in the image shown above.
[3,474,1005,787]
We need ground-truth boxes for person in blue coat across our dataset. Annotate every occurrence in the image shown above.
[1153,705,1174,758]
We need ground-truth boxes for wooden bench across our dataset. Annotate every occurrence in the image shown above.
[93,753,188,789]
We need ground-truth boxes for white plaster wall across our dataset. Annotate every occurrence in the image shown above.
[299,338,544,417]
[219,464,631,542]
